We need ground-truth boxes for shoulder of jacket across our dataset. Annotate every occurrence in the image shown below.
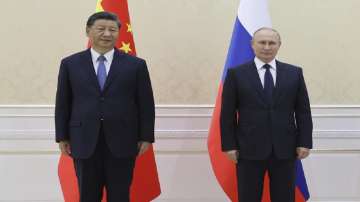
[230,60,255,72]
[116,50,146,64]
[276,60,301,70]
[61,49,88,63]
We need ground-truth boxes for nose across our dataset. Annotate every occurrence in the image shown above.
[103,29,111,36]
[264,43,270,50]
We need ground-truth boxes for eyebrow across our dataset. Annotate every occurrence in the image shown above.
[94,26,118,29]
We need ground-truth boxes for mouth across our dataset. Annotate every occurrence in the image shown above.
[261,52,272,55]
[100,39,112,42]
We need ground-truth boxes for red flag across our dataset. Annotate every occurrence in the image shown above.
[58,0,161,201]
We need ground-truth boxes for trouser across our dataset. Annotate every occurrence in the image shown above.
[73,124,135,202]
[236,154,296,202]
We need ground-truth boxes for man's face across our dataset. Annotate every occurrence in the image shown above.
[86,19,119,52]
[251,29,281,63]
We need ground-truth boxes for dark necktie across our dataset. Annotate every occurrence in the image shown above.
[263,64,274,103]
[97,55,107,90]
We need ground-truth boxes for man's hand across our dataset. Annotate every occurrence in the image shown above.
[59,140,71,156]
[225,150,239,164]
[138,141,151,156]
[297,147,310,159]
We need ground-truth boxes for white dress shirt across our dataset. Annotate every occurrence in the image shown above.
[254,57,277,88]
[90,48,114,75]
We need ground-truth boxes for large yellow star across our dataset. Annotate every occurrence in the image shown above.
[119,42,132,53]
[126,23,132,33]
[95,0,104,12]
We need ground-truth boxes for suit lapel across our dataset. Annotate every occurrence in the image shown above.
[81,49,101,92]
[246,62,267,105]
[272,60,285,106]
[102,49,125,92]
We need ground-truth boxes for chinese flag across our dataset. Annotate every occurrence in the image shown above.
[58,0,161,201]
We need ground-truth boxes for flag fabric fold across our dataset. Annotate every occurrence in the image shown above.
[207,0,309,201]
[58,0,161,201]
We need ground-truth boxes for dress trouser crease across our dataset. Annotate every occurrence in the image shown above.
[73,123,135,202]
[237,154,296,202]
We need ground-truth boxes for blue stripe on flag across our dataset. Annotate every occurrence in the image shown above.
[296,160,310,200]
[222,18,254,82]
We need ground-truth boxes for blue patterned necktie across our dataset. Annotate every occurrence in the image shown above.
[263,64,274,103]
[97,55,107,90]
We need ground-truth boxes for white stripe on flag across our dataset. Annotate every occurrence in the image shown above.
[237,0,272,36]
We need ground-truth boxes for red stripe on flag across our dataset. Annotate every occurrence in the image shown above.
[208,84,238,202]
[295,187,306,202]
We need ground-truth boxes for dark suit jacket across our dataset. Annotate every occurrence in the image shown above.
[220,60,313,160]
[55,48,155,159]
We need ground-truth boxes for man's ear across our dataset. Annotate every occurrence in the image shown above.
[250,40,255,48]
[86,27,90,37]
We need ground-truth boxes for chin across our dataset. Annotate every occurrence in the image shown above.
[100,44,114,49]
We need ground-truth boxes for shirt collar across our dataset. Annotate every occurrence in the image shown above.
[90,48,114,62]
[254,57,277,71]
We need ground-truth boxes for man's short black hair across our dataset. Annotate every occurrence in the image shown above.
[86,11,121,28]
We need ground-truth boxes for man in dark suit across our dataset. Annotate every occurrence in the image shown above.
[220,27,313,202]
[55,12,155,202]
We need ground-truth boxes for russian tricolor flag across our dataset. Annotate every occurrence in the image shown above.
[207,0,310,201]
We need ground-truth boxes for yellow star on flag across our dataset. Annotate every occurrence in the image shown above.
[119,41,132,53]
[126,23,132,33]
